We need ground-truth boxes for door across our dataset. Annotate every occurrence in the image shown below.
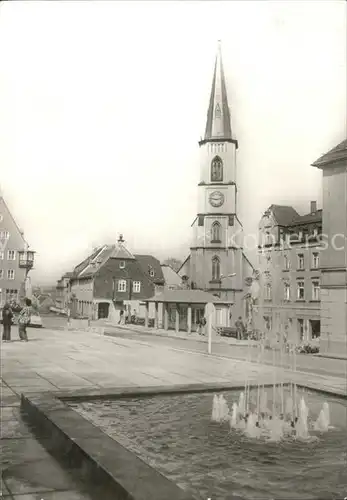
[179,305,188,331]
[98,302,109,319]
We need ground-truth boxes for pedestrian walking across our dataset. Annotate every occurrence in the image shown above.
[2,303,13,342]
[118,309,125,325]
[17,298,32,342]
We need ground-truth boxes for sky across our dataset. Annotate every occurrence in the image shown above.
[0,1,346,285]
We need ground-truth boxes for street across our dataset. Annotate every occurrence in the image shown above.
[41,314,347,380]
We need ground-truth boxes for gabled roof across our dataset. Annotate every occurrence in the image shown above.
[161,264,182,286]
[134,254,165,285]
[289,209,322,227]
[269,205,300,226]
[0,193,29,248]
[74,245,114,278]
[312,139,347,168]
[109,244,135,260]
[144,289,233,305]
[99,256,153,285]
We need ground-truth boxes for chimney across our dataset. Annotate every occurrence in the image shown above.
[310,201,317,213]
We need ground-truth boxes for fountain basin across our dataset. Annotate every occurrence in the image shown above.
[67,388,347,500]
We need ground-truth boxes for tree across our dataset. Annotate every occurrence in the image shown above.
[163,257,182,272]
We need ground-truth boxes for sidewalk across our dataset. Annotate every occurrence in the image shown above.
[92,320,254,346]
[1,327,346,499]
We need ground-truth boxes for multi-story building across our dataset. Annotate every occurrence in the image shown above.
[312,138,347,356]
[67,235,165,321]
[56,272,74,311]
[178,41,253,323]
[0,193,35,306]
[258,202,322,344]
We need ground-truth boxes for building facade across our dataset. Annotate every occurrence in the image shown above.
[0,193,35,307]
[179,42,253,323]
[56,272,74,312]
[312,139,347,356]
[258,202,322,344]
[67,235,165,322]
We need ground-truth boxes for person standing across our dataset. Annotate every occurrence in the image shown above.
[17,298,32,342]
[235,316,245,340]
[200,316,207,336]
[2,303,13,342]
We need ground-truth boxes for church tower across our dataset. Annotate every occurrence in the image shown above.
[180,41,251,318]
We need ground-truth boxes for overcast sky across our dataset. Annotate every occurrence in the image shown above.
[0,1,345,284]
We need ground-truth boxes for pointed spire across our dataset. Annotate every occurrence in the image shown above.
[204,40,233,141]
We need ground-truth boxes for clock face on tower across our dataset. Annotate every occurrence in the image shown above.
[209,191,225,208]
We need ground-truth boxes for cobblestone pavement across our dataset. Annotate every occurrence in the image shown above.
[1,326,346,498]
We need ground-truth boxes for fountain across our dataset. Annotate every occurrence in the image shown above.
[210,266,333,442]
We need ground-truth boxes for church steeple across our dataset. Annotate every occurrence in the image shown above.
[204,40,234,142]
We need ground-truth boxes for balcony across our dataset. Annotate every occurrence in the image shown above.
[18,250,35,269]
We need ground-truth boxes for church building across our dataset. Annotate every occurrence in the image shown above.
[178,42,253,322]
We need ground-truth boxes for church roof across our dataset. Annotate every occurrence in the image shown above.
[203,41,234,142]
[312,139,347,168]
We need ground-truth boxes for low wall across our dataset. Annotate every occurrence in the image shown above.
[20,391,199,500]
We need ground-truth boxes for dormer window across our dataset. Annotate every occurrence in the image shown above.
[119,261,125,269]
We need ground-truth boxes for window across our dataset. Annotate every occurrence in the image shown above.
[211,156,223,182]
[297,280,305,300]
[211,256,221,281]
[0,251,3,260]
[0,270,3,279]
[265,231,273,246]
[297,254,304,270]
[0,231,9,239]
[7,270,15,280]
[7,250,16,261]
[148,266,155,277]
[284,254,290,270]
[312,252,319,269]
[119,261,125,269]
[118,279,127,292]
[265,283,272,300]
[211,221,221,242]
[0,214,3,222]
[284,283,290,301]
[133,281,141,293]
[312,280,320,301]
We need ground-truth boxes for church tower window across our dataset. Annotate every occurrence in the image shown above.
[211,156,223,182]
[212,256,221,281]
[211,221,221,242]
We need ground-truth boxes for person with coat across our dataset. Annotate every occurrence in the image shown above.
[2,303,14,342]
[17,298,32,342]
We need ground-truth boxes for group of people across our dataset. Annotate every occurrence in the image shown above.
[2,298,32,342]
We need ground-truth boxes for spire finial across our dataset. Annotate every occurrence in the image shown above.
[118,234,125,244]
